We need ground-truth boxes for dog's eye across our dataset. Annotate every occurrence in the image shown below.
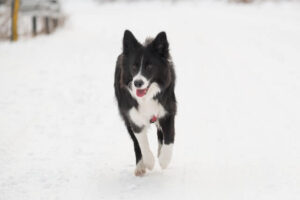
[132,65,138,71]
[145,65,152,71]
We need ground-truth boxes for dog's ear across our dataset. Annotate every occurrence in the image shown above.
[123,30,140,55]
[151,31,169,58]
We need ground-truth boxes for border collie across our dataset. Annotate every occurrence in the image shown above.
[114,30,177,176]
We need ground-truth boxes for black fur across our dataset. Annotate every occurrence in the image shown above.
[114,30,177,169]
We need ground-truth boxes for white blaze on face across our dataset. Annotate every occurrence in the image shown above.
[132,56,149,91]
[132,73,149,90]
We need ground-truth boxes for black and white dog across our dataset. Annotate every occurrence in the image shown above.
[114,30,177,176]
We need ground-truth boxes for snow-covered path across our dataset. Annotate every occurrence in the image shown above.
[1,1,300,200]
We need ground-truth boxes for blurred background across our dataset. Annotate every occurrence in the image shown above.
[0,0,300,200]
[0,0,298,41]
[0,0,65,40]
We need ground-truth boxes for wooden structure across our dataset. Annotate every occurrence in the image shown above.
[11,0,19,41]
[0,1,10,40]
[9,0,64,41]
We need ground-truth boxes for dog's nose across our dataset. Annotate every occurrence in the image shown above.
[134,80,144,88]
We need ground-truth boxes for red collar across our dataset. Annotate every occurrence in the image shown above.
[150,116,157,123]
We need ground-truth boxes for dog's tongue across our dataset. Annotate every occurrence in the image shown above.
[136,89,147,97]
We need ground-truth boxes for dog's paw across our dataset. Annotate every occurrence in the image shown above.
[134,161,146,177]
[158,144,173,169]
[143,150,155,170]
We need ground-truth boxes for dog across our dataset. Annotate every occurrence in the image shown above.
[114,30,177,176]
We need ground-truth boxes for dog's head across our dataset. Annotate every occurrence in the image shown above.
[121,30,170,98]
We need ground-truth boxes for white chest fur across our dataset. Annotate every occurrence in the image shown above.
[128,97,166,127]
[127,82,167,127]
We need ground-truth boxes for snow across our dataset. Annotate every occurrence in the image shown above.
[1,1,300,199]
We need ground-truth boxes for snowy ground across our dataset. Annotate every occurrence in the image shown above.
[1,1,300,200]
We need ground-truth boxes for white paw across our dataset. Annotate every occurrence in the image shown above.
[134,160,146,176]
[158,144,173,169]
[143,150,155,170]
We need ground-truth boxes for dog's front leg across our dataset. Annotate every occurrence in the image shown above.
[134,128,155,171]
[158,115,175,169]
[129,108,155,173]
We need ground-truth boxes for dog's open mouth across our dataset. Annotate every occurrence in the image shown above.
[136,88,148,97]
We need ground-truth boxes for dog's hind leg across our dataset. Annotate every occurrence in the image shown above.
[158,115,175,169]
